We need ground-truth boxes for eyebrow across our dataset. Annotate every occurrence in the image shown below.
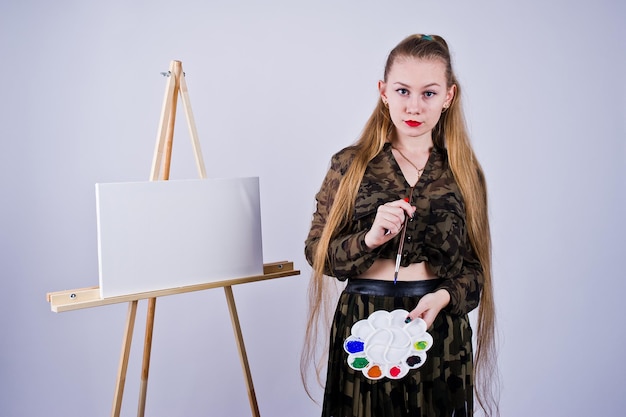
[393,81,442,89]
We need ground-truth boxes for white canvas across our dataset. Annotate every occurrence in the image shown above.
[95,177,264,298]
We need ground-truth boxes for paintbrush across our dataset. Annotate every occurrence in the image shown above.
[393,187,414,284]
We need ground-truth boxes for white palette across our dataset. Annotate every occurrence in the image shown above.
[343,310,433,380]
[95,177,264,298]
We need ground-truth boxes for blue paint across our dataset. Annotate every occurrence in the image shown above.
[345,340,365,354]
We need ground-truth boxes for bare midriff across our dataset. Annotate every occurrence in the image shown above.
[354,259,438,281]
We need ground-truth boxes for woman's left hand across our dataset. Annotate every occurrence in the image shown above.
[406,289,451,328]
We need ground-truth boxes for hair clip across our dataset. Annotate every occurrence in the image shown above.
[422,35,433,41]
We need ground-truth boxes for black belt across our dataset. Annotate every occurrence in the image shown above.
[344,278,443,297]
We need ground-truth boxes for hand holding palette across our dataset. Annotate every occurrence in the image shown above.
[343,309,433,380]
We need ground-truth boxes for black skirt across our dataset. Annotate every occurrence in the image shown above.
[322,279,474,417]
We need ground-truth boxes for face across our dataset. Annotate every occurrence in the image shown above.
[379,57,455,143]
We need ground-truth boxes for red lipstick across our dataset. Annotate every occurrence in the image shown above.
[405,120,422,127]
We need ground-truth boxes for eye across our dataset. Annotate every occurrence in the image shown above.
[424,91,436,98]
[396,88,409,96]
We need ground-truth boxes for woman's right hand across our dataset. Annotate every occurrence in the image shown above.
[363,198,416,250]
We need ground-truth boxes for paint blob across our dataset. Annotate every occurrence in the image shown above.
[406,355,422,366]
[367,365,382,378]
[415,341,428,350]
[345,340,365,354]
[343,309,433,380]
[351,357,369,369]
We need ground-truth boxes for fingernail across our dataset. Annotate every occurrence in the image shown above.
[405,317,412,323]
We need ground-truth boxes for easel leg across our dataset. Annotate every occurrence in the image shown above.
[178,70,207,179]
[224,286,261,417]
[111,300,138,417]
[135,59,177,415]
[137,298,157,417]
[150,61,178,181]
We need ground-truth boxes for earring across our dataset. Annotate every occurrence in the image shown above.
[383,100,389,108]
[442,104,449,113]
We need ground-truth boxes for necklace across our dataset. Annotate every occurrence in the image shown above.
[392,146,427,178]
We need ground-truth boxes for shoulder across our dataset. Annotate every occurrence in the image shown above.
[328,145,359,174]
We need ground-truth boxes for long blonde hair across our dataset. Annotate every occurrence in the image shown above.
[302,34,498,416]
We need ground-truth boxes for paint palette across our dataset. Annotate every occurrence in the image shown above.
[343,309,433,380]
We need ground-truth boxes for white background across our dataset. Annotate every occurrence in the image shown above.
[1,1,624,416]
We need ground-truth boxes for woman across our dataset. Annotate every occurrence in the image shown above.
[302,34,498,417]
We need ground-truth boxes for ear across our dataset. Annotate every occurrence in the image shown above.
[378,80,387,102]
[444,84,456,107]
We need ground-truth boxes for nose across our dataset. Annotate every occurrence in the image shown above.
[406,96,421,115]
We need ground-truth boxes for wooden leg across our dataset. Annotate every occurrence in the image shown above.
[150,61,177,181]
[178,70,207,179]
[137,297,157,417]
[111,300,138,417]
[223,286,261,417]
[161,86,177,179]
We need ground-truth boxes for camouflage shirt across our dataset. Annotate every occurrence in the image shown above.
[305,142,483,315]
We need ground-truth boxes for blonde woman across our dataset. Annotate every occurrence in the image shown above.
[303,34,498,417]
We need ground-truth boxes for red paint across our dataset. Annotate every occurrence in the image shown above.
[390,366,401,377]
[404,197,410,202]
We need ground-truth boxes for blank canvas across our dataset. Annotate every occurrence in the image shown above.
[95,177,264,298]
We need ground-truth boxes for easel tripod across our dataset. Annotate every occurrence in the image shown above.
[46,60,300,417]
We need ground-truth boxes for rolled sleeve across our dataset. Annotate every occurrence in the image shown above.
[326,229,381,280]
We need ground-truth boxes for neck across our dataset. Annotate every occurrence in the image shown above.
[392,132,434,153]
[392,138,433,154]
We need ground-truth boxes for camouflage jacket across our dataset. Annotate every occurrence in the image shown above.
[304,142,483,315]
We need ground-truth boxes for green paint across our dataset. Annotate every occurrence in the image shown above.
[351,357,369,369]
[415,341,428,350]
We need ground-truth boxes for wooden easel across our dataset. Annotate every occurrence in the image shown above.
[46,60,300,417]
